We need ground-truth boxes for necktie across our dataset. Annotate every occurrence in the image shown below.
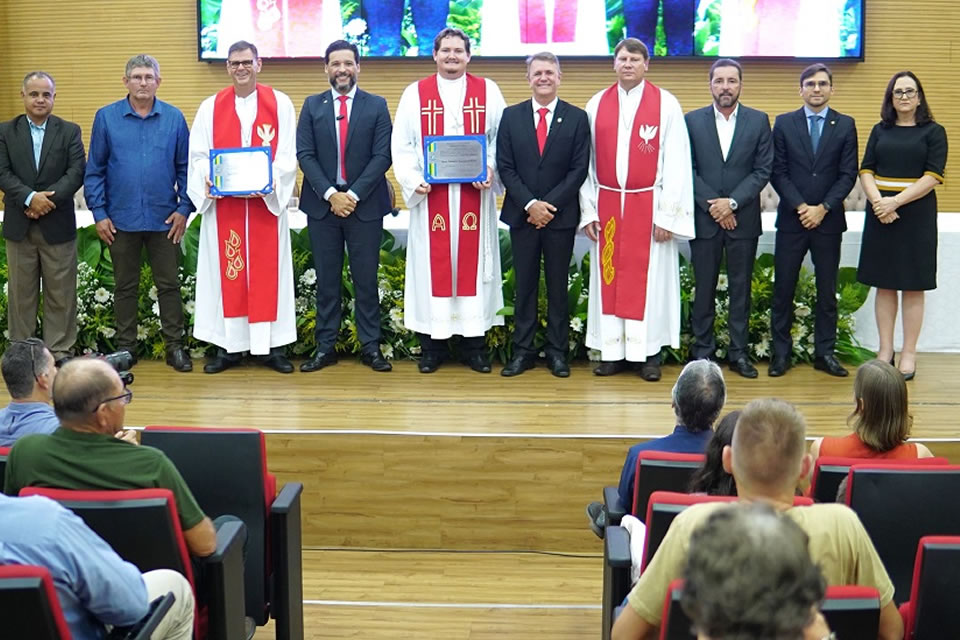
[536,107,549,155]
[338,95,349,182]
[809,114,822,154]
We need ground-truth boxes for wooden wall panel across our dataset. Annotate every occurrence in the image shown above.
[0,0,957,208]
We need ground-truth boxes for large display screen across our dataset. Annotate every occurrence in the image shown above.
[198,0,864,60]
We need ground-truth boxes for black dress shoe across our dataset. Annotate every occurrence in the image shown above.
[418,352,443,373]
[501,354,535,377]
[813,354,849,377]
[165,348,193,372]
[768,355,791,377]
[360,349,392,372]
[585,501,607,539]
[203,349,242,374]
[546,354,570,378]
[639,359,662,382]
[300,351,338,372]
[262,353,294,374]
[729,357,759,379]
[116,349,139,367]
[463,353,492,373]
[593,360,626,376]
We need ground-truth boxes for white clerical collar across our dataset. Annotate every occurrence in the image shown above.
[235,89,258,105]
[532,96,558,113]
[618,80,645,98]
[714,103,739,122]
[437,74,466,88]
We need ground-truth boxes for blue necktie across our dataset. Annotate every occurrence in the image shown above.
[809,115,822,154]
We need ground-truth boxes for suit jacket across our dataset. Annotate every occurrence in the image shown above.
[771,107,858,235]
[685,104,773,240]
[0,114,85,244]
[496,99,590,230]
[296,88,392,222]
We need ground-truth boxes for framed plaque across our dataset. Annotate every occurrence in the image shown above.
[423,135,487,184]
[209,146,274,197]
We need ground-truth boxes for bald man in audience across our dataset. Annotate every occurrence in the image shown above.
[3,358,218,557]
[611,397,903,640]
[0,338,59,447]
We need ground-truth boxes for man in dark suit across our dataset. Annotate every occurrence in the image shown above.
[686,58,772,379]
[496,52,589,378]
[0,71,85,363]
[769,63,858,378]
[297,40,393,373]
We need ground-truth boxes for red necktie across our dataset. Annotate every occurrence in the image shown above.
[536,107,549,155]
[338,95,349,182]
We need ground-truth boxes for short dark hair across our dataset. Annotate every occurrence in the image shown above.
[672,360,726,432]
[682,503,826,639]
[227,40,259,60]
[688,410,740,496]
[709,58,742,82]
[800,63,832,86]
[613,38,649,61]
[433,28,471,55]
[53,359,118,425]
[1,338,50,399]
[325,39,359,64]
[880,70,934,127]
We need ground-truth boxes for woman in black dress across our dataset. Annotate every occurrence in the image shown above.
[857,71,948,381]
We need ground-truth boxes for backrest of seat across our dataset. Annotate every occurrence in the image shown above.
[910,536,960,640]
[0,446,10,493]
[846,465,960,604]
[632,452,705,520]
[142,426,271,623]
[641,492,737,573]
[821,585,880,639]
[659,579,695,640]
[811,456,949,503]
[0,565,70,640]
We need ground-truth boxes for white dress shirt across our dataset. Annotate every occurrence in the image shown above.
[524,96,559,211]
[713,103,739,161]
[324,85,360,203]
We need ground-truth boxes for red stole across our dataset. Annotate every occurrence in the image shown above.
[594,82,661,321]
[418,74,486,298]
[212,83,280,323]
[519,0,577,43]
[247,0,325,57]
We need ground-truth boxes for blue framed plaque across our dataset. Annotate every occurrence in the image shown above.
[209,146,274,197]
[423,135,487,184]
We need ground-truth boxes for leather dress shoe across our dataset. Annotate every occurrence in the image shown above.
[203,349,242,374]
[593,360,626,376]
[814,354,848,377]
[585,501,607,539]
[116,349,139,367]
[165,348,193,372]
[418,352,443,373]
[501,354,535,377]
[360,348,392,372]
[463,353,492,373]
[768,355,791,377]
[300,351,338,372]
[262,352,294,374]
[729,357,759,379]
[639,359,662,382]
[546,354,570,378]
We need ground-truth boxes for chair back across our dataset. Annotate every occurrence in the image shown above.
[659,579,694,640]
[0,565,71,640]
[821,586,880,639]
[846,464,960,604]
[810,456,949,503]
[632,452,705,520]
[907,536,960,639]
[0,446,10,493]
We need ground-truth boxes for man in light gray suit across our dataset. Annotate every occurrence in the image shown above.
[685,58,772,379]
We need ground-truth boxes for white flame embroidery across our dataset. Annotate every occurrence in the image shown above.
[637,124,658,153]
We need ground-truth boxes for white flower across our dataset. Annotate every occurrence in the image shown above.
[755,338,770,358]
[184,300,195,315]
[136,325,149,340]
[410,345,421,355]
[300,268,317,286]
[94,287,110,303]
[794,304,811,318]
[2,330,7,339]
[717,274,728,292]
[147,286,157,301]
[2,282,7,297]
[152,301,160,316]
[807,344,815,355]
[190,347,207,359]
[99,326,116,338]
[587,348,602,362]
[378,287,385,302]
[344,17,367,38]
[381,344,394,360]
[569,317,583,332]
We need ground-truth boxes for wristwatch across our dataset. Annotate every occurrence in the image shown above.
[728,198,738,211]
[823,202,832,212]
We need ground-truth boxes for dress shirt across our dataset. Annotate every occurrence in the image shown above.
[0,494,148,640]
[84,97,192,232]
[322,85,360,203]
[24,119,47,207]
[0,401,59,447]
[523,96,559,211]
[803,104,829,135]
[713,103,739,161]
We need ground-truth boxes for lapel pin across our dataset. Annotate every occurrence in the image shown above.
[557,117,562,123]
[830,120,836,125]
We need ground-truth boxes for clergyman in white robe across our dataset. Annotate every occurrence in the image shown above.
[578,80,695,362]
[479,0,608,57]
[187,87,298,355]
[392,74,507,340]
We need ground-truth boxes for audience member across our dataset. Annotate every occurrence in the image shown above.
[0,492,194,639]
[611,398,903,640]
[681,502,832,640]
[687,409,739,496]
[0,338,59,447]
[586,359,726,537]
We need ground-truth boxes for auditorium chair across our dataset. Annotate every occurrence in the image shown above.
[141,425,304,640]
[602,451,706,527]
[0,446,9,492]
[0,564,175,640]
[808,455,949,503]
[844,464,960,604]
[897,536,960,639]
[20,487,247,640]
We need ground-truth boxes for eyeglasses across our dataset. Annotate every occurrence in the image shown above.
[228,60,256,69]
[93,388,133,412]
[893,88,918,99]
[10,338,45,380]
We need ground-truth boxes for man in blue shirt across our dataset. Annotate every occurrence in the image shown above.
[0,338,59,447]
[84,55,194,372]
[586,359,726,536]
[0,493,194,639]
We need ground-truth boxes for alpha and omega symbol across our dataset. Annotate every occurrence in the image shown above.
[461,212,478,231]
[431,213,446,232]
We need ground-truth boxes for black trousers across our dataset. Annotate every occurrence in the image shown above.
[690,232,758,361]
[307,213,383,353]
[771,230,843,358]
[417,333,485,358]
[510,224,576,358]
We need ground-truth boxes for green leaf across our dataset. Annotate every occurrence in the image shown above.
[76,226,102,269]
[498,229,513,274]
[182,215,202,277]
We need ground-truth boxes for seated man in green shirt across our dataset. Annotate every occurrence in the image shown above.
[611,398,904,640]
[3,357,217,557]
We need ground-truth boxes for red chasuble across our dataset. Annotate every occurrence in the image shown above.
[247,0,326,58]
[212,83,280,323]
[418,74,486,297]
[519,0,577,43]
[594,81,661,321]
